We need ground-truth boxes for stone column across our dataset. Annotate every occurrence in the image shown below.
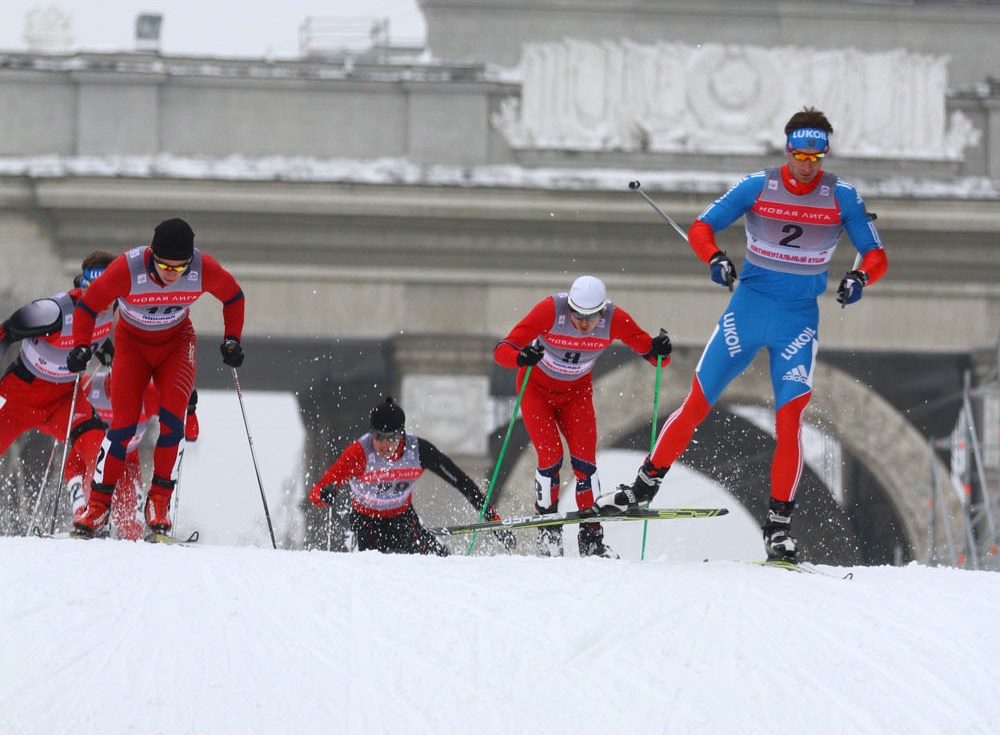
[392,334,498,529]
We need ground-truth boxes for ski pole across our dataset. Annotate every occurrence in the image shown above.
[26,437,59,535]
[840,252,864,310]
[629,180,733,292]
[640,348,665,561]
[170,444,185,530]
[467,365,533,555]
[628,180,690,243]
[231,367,277,549]
[48,373,81,534]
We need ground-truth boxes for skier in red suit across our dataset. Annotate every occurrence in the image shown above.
[68,217,245,537]
[0,252,115,516]
[78,369,200,540]
[309,397,514,555]
[493,275,673,558]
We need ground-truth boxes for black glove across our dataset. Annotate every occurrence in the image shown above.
[648,329,672,358]
[187,388,199,414]
[94,338,114,367]
[310,483,336,507]
[516,343,544,367]
[709,250,737,289]
[66,345,92,373]
[836,270,868,307]
[220,337,244,367]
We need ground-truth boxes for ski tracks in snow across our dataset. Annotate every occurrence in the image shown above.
[4,539,1000,735]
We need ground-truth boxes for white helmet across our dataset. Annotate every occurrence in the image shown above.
[567,275,607,316]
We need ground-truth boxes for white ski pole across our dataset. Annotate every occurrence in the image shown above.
[629,180,734,292]
[26,437,59,534]
[628,180,690,242]
[169,443,185,530]
[48,373,81,533]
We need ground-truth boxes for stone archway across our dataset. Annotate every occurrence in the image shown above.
[499,348,966,563]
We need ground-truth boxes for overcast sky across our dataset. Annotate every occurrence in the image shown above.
[0,1,426,57]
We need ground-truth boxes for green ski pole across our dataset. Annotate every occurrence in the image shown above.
[640,355,664,560]
[467,365,532,555]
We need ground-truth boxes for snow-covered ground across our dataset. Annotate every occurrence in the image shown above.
[3,534,1000,735]
[8,390,999,734]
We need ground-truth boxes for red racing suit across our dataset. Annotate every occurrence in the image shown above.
[72,246,243,491]
[309,432,502,555]
[0,289,112,490]
[493,293,667,511]
[80,370,159,540]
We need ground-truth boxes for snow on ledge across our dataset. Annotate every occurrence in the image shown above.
[0,154,997,200]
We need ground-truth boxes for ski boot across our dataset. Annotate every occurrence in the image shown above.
[144,476,175,534]
[595,456,668,514]
[577,522,618,559]
[72,483,114,537]
[762,498,798,562]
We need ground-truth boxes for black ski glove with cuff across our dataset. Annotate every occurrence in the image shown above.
[220,337,244,367]
[647,329,672,359]
[517,343,544,367]
[66,345,92,373]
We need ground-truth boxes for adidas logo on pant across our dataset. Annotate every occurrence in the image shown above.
[781,364,810,384]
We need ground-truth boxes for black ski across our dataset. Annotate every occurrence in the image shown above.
[429,507,728,536]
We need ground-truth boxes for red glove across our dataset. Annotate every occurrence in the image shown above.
[185,411,200,442]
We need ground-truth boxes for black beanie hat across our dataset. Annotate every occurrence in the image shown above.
[151,218,195,260]
[370,397,405,433]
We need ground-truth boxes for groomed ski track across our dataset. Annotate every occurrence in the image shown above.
[2,537,999,735]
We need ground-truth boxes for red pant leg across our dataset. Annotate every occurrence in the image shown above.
[150,324,196,482]
[771,392,811,503]
[518,376,566,472]
[96,328,155,488]
[650,375,713,468]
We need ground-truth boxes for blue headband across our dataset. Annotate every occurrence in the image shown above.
[786,127,830,152]
[80,267,105,287]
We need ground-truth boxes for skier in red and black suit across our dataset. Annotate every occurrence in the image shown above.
[79,369,200,540]
[309,397,514,555]
[0,252,116,513]
[493,275,673,558]
[68,217,245,537]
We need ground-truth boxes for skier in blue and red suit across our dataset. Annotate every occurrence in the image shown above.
[68,217,245,537]
[597,107,888,562]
